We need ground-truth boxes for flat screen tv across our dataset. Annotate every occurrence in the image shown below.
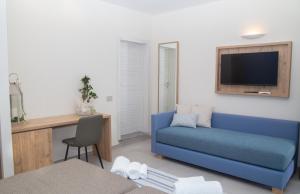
[220,51,279,86]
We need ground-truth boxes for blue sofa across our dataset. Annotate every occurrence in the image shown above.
[151,111,299,193]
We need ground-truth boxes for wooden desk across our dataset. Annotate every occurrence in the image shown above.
[11,113,112,174]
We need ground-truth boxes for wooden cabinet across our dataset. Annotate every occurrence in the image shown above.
[12,128,53,174]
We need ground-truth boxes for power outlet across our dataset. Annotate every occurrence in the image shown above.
[106,96,113,102]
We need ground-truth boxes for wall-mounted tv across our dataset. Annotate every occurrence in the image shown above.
[220,52,279,86]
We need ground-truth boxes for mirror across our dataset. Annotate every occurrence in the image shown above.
[158,42,179,112]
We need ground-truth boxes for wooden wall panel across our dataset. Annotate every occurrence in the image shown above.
[215,41,292,97]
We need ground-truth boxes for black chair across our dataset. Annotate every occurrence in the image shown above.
[62,115,104,168]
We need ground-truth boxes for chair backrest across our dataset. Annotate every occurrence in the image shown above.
[75,115,103,146]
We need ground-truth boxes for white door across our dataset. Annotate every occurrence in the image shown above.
[119,40,148,136]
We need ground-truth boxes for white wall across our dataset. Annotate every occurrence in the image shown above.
[6,0,300,164]
[0,0,14,177]
[7,0,152,160]
[152,0,300,121]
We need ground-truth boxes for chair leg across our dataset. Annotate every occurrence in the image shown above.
[78,147,81,159]
[94,144,104,169]
[64,145,69,161]
[85,146,88,162]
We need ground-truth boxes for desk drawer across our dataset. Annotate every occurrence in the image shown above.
[13,128,53,174]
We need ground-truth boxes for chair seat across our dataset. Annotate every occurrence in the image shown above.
[62,137,81,147]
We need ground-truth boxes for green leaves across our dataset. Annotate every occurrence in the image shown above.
[79,75,98,103]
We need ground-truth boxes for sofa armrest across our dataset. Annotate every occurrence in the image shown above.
[151,111,174,153]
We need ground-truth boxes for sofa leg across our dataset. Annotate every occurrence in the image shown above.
[272,188,283,194]
[155,155,163,159]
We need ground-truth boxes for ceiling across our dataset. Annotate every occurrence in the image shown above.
[100,0,220,14]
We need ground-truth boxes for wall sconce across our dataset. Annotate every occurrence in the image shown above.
[241,26,266,39]
[241,32,266,39]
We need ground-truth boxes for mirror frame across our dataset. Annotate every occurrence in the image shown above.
[158,41,179,112]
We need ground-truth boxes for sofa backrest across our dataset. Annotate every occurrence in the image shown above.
[212,112,299,144]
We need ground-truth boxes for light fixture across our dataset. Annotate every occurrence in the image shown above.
[241,26,266,39]
[241,32,266,39]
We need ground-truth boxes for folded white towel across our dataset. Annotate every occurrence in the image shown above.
[126,162,142,180]
[139,164,148,179]
[110,156,130,178]
[174,177,223,194]
[111,156,148,180]
[177,176,205,183]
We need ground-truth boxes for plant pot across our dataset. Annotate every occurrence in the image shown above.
[77,102,95,116]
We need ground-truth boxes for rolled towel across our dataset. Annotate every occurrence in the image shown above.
[174,178,223,194]
[126,162,142,180]
[174,176,205,194]
[139,163,148,179]
[110,156,130,178]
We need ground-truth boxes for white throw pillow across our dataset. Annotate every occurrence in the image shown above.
[176,104,192,114]
[192,105,213,128]
[170,113,197,128]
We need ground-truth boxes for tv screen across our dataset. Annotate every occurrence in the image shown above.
[220,52,279,86]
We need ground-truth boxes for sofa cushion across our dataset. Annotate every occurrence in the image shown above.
[170,113,197,128]
[156,127,296,171]
[192,105,213,128]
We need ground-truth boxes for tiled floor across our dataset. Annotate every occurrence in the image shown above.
[87,135,300,194]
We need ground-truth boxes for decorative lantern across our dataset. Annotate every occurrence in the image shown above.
[9,73,26,123]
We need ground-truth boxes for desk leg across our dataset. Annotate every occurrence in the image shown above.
[93,117,112,162]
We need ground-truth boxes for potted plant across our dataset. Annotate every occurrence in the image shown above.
[78,75,98,115]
